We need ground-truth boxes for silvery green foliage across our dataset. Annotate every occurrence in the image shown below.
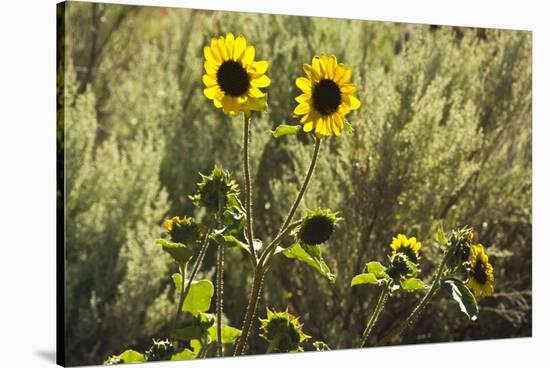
[62,3,531,363]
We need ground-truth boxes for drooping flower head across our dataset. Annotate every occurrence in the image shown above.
[390,234,422,264]
[190,166,240,213]
[260,309,310,353]
[163,215,202,245]
[466,244,494,297]
[294,54,360,138]
[297,208,341,246]
[145,339,175,362]
[203,33,270,116]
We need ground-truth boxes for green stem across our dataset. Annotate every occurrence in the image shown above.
[180,221,215,307]
[360,281,391,347]
[216,241,224,357]
[259,137,322,267]
[171,262,188,333]
[377,251,450,346]
[243,114,258,266]
[233,267,265,356]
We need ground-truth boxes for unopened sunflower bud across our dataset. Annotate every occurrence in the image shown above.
[260,309,310,353]
[297,209,341,246]
[145,339,174,362]
[163,216,201,245]
[190,166,239,212]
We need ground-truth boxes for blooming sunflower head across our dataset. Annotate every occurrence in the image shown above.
[203,32,270,117]
[390,234,422,264]
[163,215,202,245]
[297,208,341,246]
[294,54,360,138]
[260,309,310,353]
[466,244,494,297]
[190,166,240,213]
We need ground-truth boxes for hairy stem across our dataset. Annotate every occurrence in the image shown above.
[243,114,258,266]
[180,221,215,308]
[171,263,187,333]
[360,281,391,347]
[216,241,225,357]
[377,251,450,346]
[234,268,265,356]
[259,137,322,267]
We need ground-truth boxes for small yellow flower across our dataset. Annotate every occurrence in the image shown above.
[203,32,270,117]
[467,244,494,297]
[390,234,422,264]
[294,54,360,138]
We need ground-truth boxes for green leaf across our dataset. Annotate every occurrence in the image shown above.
[171,349,196,360]
[271,124,302,138]
[282,243,335,283]
[183,280,214,316]
[156,239,193,264]
[119,350,145,363]
[366,261,387,277]
[207,325,242,344]
[350,273,379,286]
[437,225,447,246]
[211,233,248,252]
[441,279,479,320]
[172,273,183,292]
[171,326,204,341]
[400,278,426,291]
[343,119,354,133]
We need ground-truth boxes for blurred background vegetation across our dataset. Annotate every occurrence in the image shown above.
[58,2,532,366]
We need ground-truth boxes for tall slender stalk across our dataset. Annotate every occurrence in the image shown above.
[360,281,391,347]
[234,137,322,356]
[216,241,224,357]
[377,251,450,346]
[243,114,258,266]
[179,221,215,312]
[259,137,322,267]
[171,263,187,333]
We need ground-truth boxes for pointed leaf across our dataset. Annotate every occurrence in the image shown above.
[207,325,242,344]
[441,279,479,320]
[282,243,335,282]
[156,239,193,264]
[343,119,354,133]
[437,225,447,246]
[350,273,379,286]
[119,350,145,363]
[171,349,196,361]
[400,278,426,291]
[183,280,214,316]
[272,124,302,138]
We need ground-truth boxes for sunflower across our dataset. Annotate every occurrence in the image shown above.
[203,33,270,117]
[466,244,494,297]
[390,234,421,264]
[294,54,360,138]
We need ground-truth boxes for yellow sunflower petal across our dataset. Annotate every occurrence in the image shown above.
[204,61,218,76]
[295,93,310,103]
[248,86,265,98]
[202,74,217,87]
[296,77,312,93]
[303,121,315,132]
[337,67,351,84]
[340,83,357,94]
[242,45,255,66]
[225,32,235,59]
[311,57,322,81]
[294,102,310,115]
[251,60,268,74]
[251,74,271,88]
[204,85,221,100]
[348,95,361,110]
[216,36,229,60]
[204,46,220,65]
[233,35,247,60]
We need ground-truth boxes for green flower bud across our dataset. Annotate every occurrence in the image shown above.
[297,209,341,246]
[190,166,239,213]
[145,339,174,362]
[260,309,310,353]
[163,216,202,245]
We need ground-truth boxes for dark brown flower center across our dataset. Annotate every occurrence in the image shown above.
[312,79,341,115]
[473,260,488,284]
[299,216,334,245]
[217,60,250,97]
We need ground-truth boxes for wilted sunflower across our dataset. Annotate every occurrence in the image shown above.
[390,234,421,264]
[467,244,494,297]
[294,54,360,138]
[203,32,270,116]
[297,208,340,246]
